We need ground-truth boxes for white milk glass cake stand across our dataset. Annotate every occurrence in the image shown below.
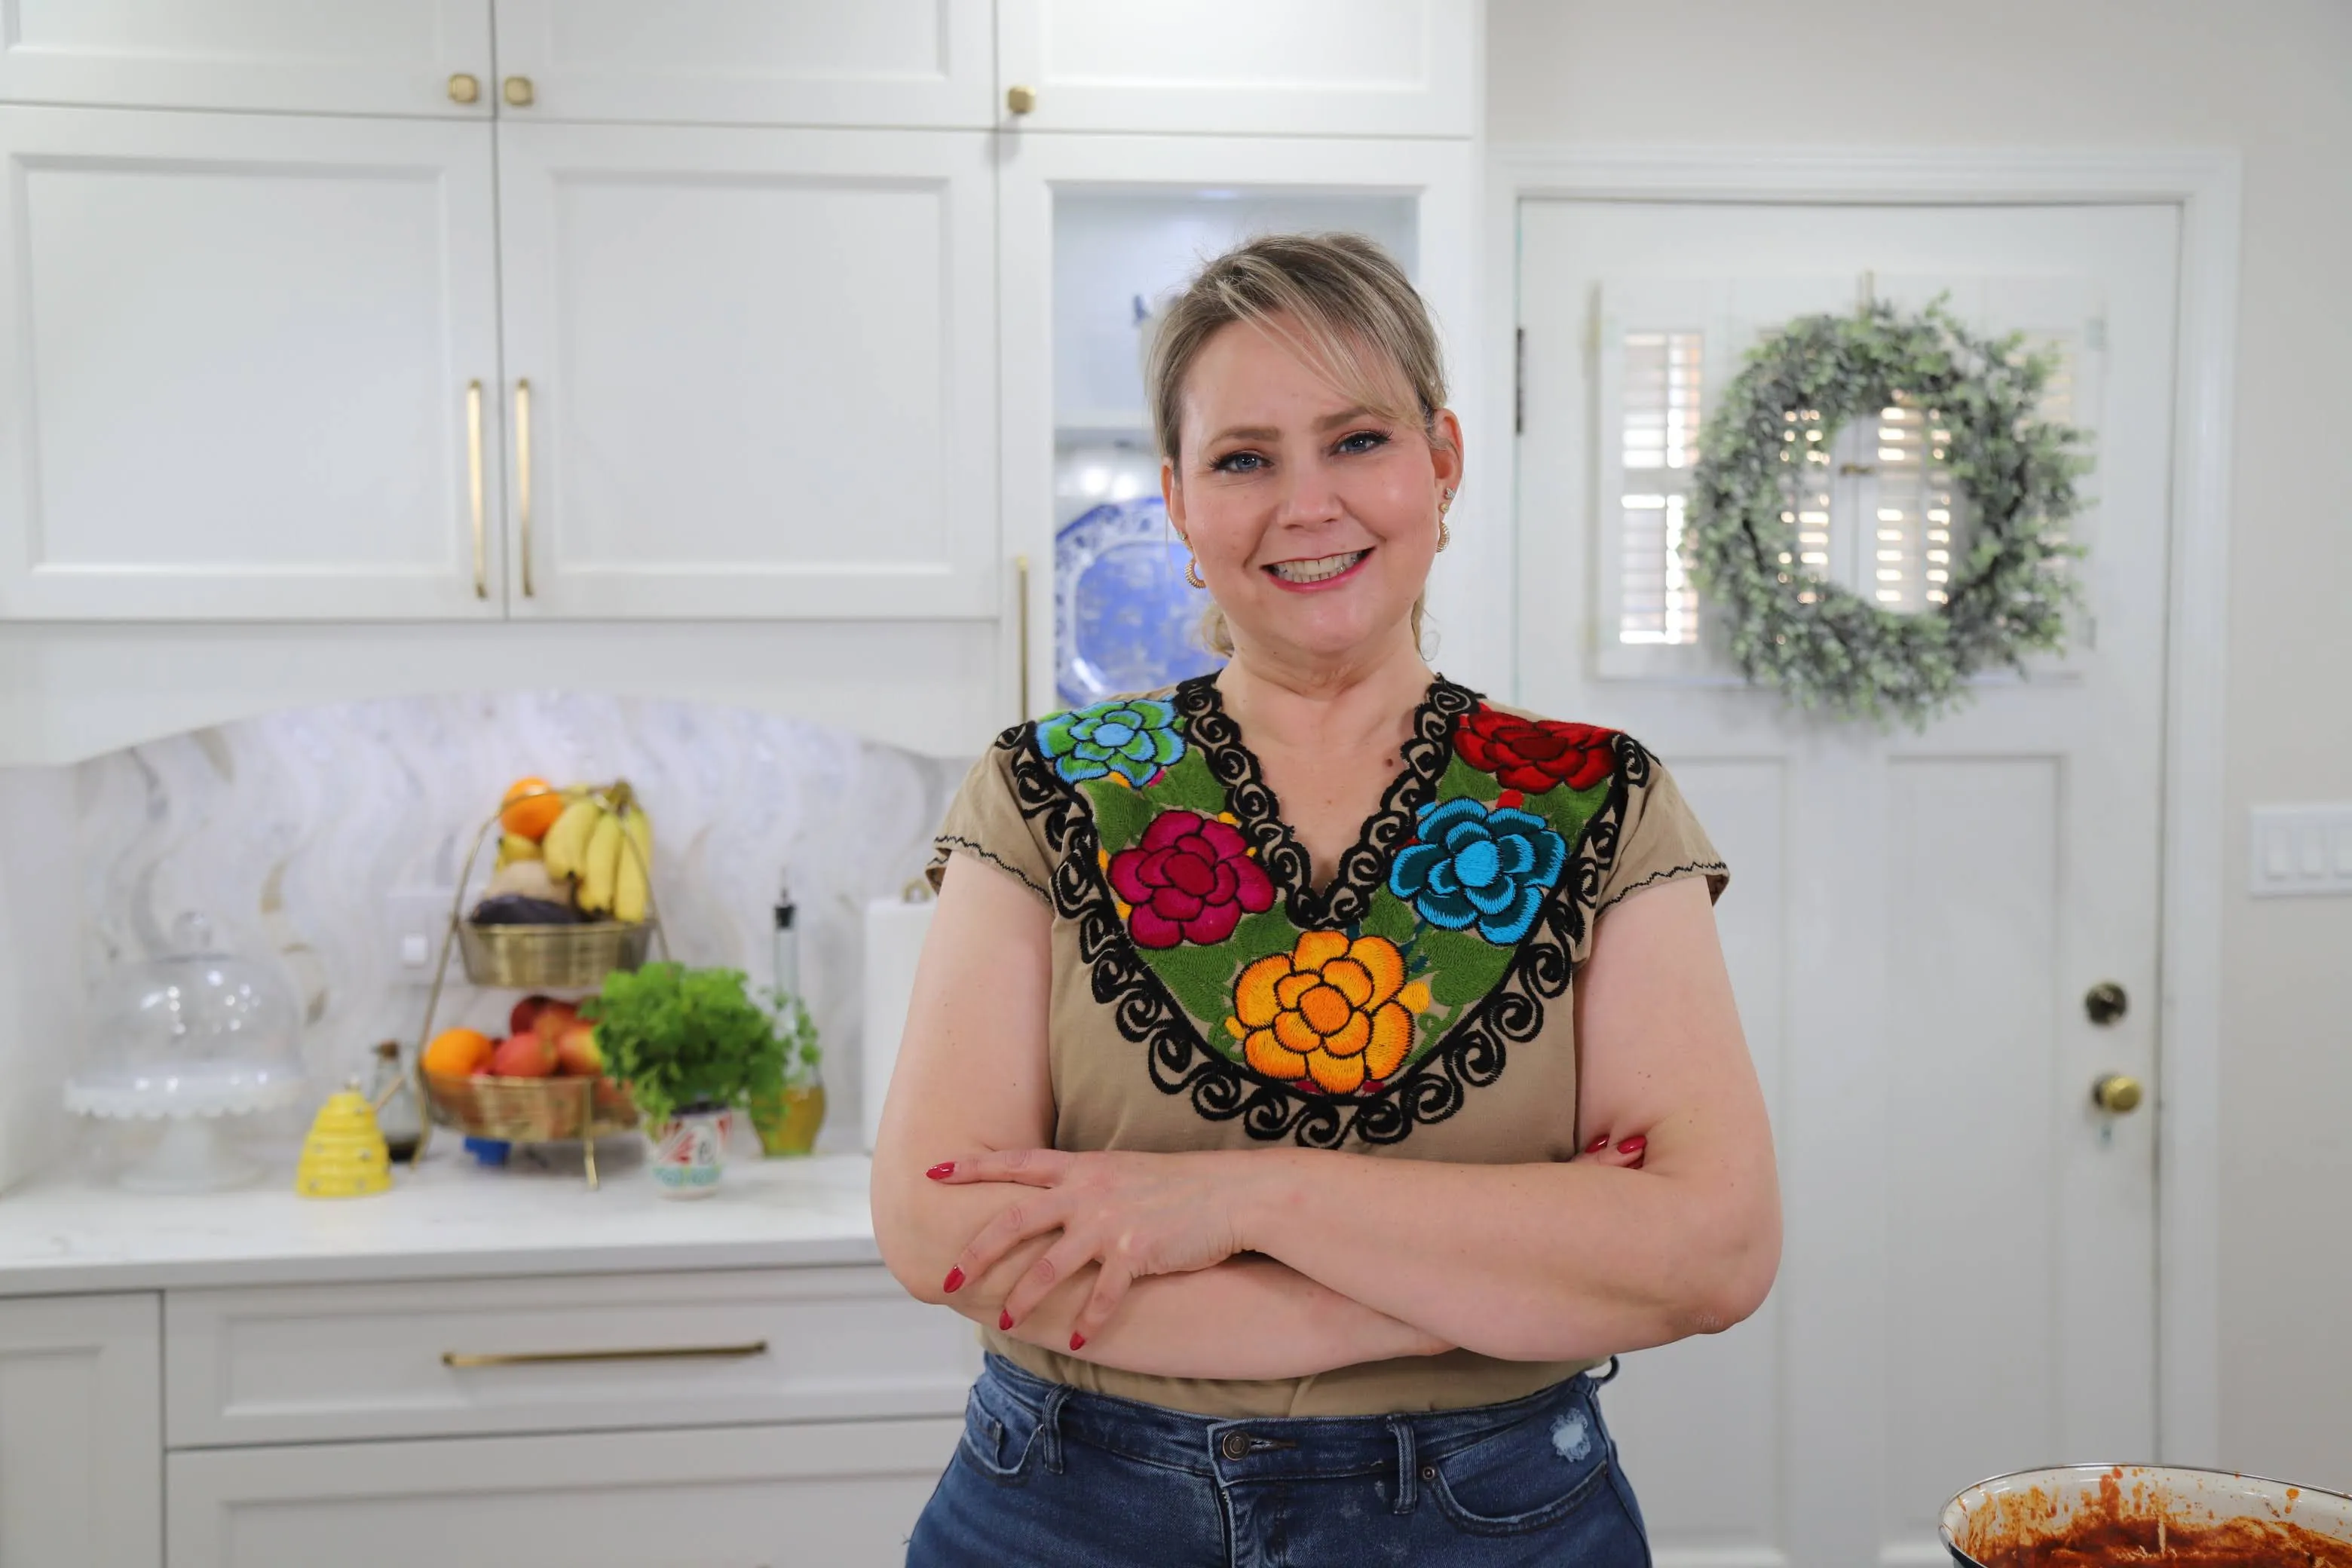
[65,914,306,1192]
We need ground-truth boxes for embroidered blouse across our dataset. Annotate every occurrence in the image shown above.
[926,673,1727,1418]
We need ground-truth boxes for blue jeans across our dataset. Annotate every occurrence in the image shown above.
[906,1353,1651,1566]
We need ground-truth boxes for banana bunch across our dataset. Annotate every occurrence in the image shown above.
[543,782,656,924]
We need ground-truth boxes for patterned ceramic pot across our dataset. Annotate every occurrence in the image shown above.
[1941,1464,2352,1565]
[648,1104,731,1199]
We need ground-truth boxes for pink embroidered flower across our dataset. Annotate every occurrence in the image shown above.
[1107,810,1276,948]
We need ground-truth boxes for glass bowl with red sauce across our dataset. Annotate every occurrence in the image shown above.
[1943,1465,2352,1566]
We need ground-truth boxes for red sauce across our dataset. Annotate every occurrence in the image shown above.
[1962,1468,2352,1567]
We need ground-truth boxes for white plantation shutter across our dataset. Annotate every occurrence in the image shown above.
[1589,275,2102,681]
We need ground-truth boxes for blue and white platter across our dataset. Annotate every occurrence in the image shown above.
[1054,498,1222,709]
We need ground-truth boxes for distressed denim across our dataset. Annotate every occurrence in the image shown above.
[905,1352,1652,1567]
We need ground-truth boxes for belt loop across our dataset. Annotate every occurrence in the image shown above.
[1038,1383,1073,1475]
[1386,1416,1419,1515]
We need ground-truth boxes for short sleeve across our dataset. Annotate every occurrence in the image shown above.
[926,737,1055,905]
[1597,750,1729,914]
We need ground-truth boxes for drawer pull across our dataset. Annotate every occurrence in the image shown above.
[443,1340,768,1369]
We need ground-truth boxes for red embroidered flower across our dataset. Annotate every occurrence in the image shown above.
[1453,708,1618,794]
[1107,810,1276,949]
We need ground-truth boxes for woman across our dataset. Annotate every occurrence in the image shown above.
[874,233,1778,1566]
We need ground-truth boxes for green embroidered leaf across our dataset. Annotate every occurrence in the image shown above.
[1144,746,1229,818]
[1529,777,1612,851]
[1358,889,1419,948]
[1080,774,1156,854]
[1416,924,1514,1009]
[1438,755,1502,804]
[1139,907,1296,1042]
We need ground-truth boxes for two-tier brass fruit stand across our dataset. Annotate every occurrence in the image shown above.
[403,781,664,1189]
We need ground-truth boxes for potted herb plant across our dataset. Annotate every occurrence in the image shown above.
[748,991,825,1156]
[579,963,786,1198]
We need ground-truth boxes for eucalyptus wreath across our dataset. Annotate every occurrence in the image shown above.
[1683,300,2087,727]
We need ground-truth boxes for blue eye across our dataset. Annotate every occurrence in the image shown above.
[1211,451,1264,473]
[1337,430,1389,455]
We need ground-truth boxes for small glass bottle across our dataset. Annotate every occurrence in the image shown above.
[366,1040,424,1164]
[772,880,800,1000]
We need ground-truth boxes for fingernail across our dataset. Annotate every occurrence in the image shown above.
[926,1162,955,1180]
[999,1310,1015,1331]
[1617,1136,1646,1156]
[942,1267,965,1294]
[1585,1135,1610,1153]
[1069,1333,1086,1351]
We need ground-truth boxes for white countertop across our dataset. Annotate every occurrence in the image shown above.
[0,1145,883,1296]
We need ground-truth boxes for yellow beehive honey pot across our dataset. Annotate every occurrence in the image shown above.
[295,1086,394,1198]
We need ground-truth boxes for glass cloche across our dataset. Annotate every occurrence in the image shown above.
[65,913,306,1191]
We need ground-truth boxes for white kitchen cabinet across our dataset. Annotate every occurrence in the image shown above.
[0,0,493,119]
[495,123,999,620]
[166,1418,960,1567]
[0,1292,161,1568]
[997,0,1478,138]
[0,107,507,620]
[493,0,994,129]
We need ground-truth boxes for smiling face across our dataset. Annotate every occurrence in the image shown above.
[1164,315,1462,672]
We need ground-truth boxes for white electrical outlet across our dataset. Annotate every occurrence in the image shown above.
[2249,804,2352,897]
[387,889,458,982]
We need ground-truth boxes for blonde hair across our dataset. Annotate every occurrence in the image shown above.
[1146,232,1450,657]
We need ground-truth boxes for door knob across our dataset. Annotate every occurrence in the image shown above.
[1006,84,1037,115]
[2091,1074,2144,1115]
[447,73,480,105]
[2084,982,2127,1025]
[504,75,535,107]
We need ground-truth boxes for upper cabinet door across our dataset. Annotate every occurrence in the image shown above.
[492,1,993,128]
[996,0,1476,137]
[496,124,997,620]
[0,108,505,620]
[0,1,493,118]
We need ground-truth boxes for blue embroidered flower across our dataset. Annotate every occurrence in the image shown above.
[1037,697,1187,786]
[1389,796,1568,945]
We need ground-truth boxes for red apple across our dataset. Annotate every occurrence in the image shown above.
[534,1000,580,1037]
[510,994,556,1036]
[488,1031,557,1079]
[553,1019,603,1077]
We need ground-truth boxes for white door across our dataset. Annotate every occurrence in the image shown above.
[1517,201,2176,1567]
[0,1292,161,1568]
[165,1418,960,1568]
[996,0,1476,137]
[0,107,505,620]
[495,123,998,620]
[0,0,492,118]
[492,0,994,128]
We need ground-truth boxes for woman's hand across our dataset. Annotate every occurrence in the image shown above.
[928,1148,1255,1349]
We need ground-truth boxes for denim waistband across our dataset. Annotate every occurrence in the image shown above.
[975,1351,1614,1491]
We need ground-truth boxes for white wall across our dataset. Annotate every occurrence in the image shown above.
[1489,0,2352,1487]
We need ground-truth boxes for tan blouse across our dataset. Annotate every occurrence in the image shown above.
[927,674,1726,1418]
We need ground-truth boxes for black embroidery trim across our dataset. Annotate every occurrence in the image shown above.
[1597,859,1729,914]
[932,834,1051,902]
[1174,673,1478,929]
[1003,707,1658,1149]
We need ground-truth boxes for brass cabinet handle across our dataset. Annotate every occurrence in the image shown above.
[465,379,487,599]
[444,1340,768,1369]
[504,75,534,107]
[448,73,480,105]
[2091,1074,2144,1116]
[515,378,534,598]
[1006,84,1037,115]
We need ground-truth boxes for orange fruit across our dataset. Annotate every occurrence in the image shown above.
[500,776,567,840]
[422,1027,494,1077]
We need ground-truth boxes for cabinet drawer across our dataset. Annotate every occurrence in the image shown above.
[167,1417,960,1568]
[165,1265,977,1447]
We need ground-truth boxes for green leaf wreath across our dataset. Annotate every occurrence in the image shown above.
[1683,301,2087,728]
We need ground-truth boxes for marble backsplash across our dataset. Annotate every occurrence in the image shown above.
[57,692,966,1160]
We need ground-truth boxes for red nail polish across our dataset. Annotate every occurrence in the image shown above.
[1585,1135,1610,1153]
[942,1266,965,1294]
[926,1162,955,1181]
[1069,1333,1086,1351]
[1617,1135,1646,1156]
[999,1310,1015,1331]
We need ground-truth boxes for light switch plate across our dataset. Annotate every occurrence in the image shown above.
[2249,804,2352,897]
[387,888,456,983]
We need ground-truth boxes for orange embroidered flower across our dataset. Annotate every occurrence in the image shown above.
[1228,932,1430,1095]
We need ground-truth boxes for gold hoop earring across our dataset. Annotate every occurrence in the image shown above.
[1185,554,1207,590]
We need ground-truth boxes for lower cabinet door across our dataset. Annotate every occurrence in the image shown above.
[166,1417,960,1567]
[0,1292,161,1568]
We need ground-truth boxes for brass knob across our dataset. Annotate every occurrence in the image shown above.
[447,72,480,105]
[2091,1075,2144,1116]
[1006,84,1037,115]
[503,75,535,107]
[2084,982,2127,1025]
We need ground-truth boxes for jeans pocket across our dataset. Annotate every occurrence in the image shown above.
[1425,1387,1621,1538]
[957,1373,1045,1486]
